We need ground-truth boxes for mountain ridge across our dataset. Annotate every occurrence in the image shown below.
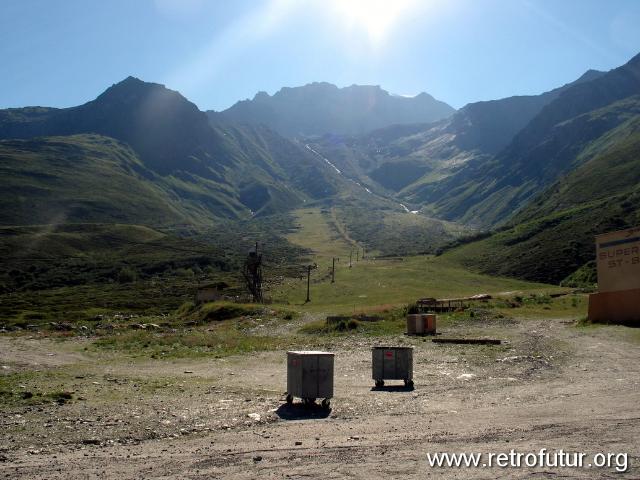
[0,77,352,224]
[209,81,455,137]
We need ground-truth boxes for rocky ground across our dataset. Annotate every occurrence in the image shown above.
[0,315,638,479]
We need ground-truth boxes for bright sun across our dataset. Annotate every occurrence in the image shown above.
[331,0,418,45]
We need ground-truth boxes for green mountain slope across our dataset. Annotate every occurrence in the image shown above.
[443,118,640,284]
[511,110,640,223]
[209,82,454,137]
[421,53,640,227]
[0,78,347,223]
[208,123,340,215]
[0,134,265,225]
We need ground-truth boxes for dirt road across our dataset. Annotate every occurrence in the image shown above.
[1,317,638,478]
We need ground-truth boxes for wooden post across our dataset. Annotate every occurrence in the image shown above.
[332,258,336,283]
[356,249,359,262]
[349,250,353,268]
[306,265,311,303]
[331,257,339,283]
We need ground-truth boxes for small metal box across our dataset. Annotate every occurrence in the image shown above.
[406,314,436,335]
[286,351,334,408]
[372,346,413,387]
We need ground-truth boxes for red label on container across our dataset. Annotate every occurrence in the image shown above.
[385,351,393,357]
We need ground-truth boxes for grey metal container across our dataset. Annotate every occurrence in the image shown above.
[372,346,414,388]
[286,351,334,408]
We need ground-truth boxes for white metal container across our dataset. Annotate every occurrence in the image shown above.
[372,346,414,387]
[286,351,334,408]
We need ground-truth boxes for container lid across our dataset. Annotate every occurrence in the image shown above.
[372,346,413,350]
[287,350,334,356]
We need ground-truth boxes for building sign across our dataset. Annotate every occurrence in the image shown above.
[596,226,640,293]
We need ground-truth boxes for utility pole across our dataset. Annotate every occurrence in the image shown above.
[304,263,317,303]
[331,257,339,283]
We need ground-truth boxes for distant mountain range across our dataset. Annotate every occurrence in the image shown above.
[304,53,640,283]
[308,68,607,220]
[1,53,639,286]
[208,82,455,137]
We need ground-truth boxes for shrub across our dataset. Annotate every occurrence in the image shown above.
[175,268,194,278]
[560,261,597,288]
[527,293,551,305]
[347,319,359,330]
[176,301,196,316]
[117,267,137,284]
[189,302,261,324]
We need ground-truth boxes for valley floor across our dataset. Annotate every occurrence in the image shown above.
[1,314,638,479]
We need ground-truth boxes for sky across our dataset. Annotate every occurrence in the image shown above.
[1,0,639,111]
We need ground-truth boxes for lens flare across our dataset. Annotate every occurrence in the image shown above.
[330,0,418,45]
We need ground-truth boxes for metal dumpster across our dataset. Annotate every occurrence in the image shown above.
[286,351,334,408]
[372,346,413,387]
[406,313,437,335]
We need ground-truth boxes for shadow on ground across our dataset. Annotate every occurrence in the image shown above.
[370,384,415,392]
[275,402,332,420]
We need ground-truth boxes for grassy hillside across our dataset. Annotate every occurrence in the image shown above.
[276,207,555,313]
[0,223,221,293]
[0,211,312,324]
[443,121,640,284]
[0,134,220,226]
[0,223,223,322]
[273,255,556,313]
[334,205,470,256]
[0,205,562,324]
[0,211,311,291]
